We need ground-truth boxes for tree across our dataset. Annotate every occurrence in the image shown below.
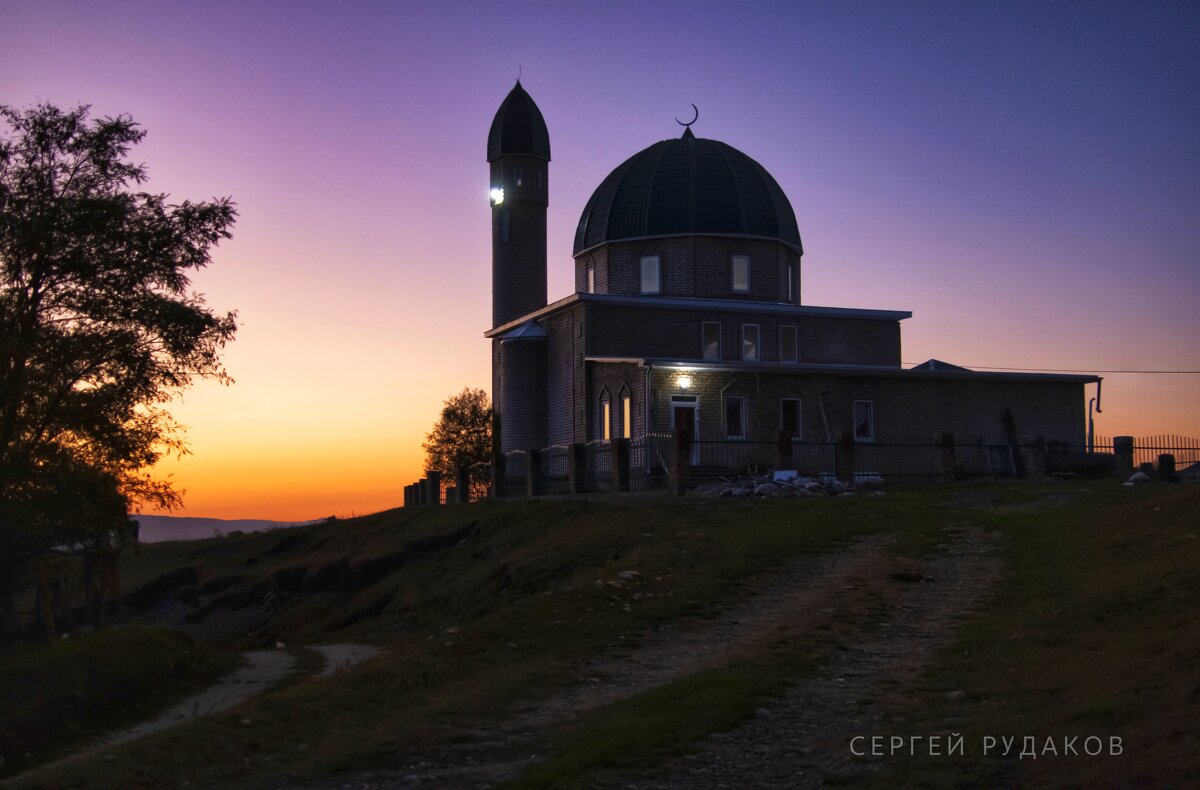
[422,388,492,500]
[0,103,237,633]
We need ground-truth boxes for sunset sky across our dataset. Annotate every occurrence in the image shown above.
[6,1,1198,520]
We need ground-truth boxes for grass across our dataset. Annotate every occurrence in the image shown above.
[860,482,1200,788]
[13,481,1198,788]
[0,625,237,779]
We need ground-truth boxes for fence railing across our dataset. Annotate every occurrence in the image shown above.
[400,433,1199,504]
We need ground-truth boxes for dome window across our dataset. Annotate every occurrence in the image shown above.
[586,264,595,294]
[514,167,523,187]
[640,255,661,295]
[732,255,750,293]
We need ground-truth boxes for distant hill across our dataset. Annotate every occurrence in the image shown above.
[133,515,318,543]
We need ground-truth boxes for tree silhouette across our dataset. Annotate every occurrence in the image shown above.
[422,388,492,500]
[0,104,237,633]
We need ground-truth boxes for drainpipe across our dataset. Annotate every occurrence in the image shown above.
[1088,378,1103,452]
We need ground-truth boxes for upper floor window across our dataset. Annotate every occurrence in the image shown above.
[786,262,797,303]
[725,395,746,439]
[741,324,760,362]
[514,167,523,186]
[587,264,595,294]
[853,400,875,443]
[640,255,661,294]
[499,210,510,244]
[779,325,798,363]
[702,322,721,361]
[620,394,632,439]
[732,255,750,293]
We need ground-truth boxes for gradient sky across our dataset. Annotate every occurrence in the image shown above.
[5,1,1199,520]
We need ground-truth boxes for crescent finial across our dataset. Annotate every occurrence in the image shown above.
[675,103,699,128]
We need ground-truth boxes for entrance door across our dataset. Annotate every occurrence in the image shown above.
[670,396,700,464]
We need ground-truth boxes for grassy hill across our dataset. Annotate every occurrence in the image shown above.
[11,481,1199,789]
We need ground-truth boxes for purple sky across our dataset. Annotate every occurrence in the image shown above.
[6,1,1199,518]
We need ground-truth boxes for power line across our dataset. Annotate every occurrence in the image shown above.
[903,364,1200,374]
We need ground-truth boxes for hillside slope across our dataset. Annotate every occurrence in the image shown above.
[20,482,1199,789]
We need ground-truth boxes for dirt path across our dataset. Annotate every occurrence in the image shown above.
[627,524,1004,789]
[11,643,380,786]
[310,534,909,788]
[312,643,383,677]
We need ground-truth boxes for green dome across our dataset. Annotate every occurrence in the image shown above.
[573,131,801,255]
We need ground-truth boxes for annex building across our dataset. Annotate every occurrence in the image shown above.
[484,81,1098,461]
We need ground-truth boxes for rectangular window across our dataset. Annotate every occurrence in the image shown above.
[640,255,661,294]
[724,396,745,439]
[853,400,874,443]
[587,264,595,293]
[779,325,798,363]
[602,401,612,441]
[782,398,802,439]
[621,395,631,439]
[514,167,523,186]
[732,255,750,292]
[741,324,759,362]
[787,262,796,303]
[499,210,510,244]
[702,322,721,361]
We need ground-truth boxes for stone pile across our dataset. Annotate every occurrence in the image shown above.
[688,471,886,499]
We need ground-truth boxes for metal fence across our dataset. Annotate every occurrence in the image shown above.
[630,433,673,491]
[403,433,1200,505]
[584,440,614,492]
[542,445,572,495]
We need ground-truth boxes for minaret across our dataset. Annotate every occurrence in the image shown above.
[488,82,550,453]
[488,80,550,328]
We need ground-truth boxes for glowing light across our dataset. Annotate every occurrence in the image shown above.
[489,187,504,206]
[678,374,693,389]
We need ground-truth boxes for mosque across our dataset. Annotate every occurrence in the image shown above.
[484,81,1097,457]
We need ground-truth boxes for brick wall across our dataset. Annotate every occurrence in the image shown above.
[646,369,1085,445]
[586,303,901,367]
[574,237,800,303]
[491,153,548,328]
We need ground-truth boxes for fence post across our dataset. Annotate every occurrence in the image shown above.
[403,484,411,508]
[776,430,792,471]
[417,477,428,505]
[938,433,957,480]
[568,443,587,494]
[613,438,631,491]
[1158,453,1176,479]
[836,431,855,484]
[672,429,691,496]
[1113,436,1134,478]
[456,465,470,503]
[427,471,442,505]
[1026,436,1047,478]
[491,451,506,498]
[527,448,542,497]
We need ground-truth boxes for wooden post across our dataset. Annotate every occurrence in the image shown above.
[427,471,442,505]
[613,438,631,491]
[568,443,587,494]
[940,433,957,480]
[776,430,792,471]
[836,430,855,484]
[491,451,506,498]
[527,449,542,497]
[1026,436,1047,478]
[672,429,691,496]
[456,465,470,503]
[1113,436,1134,478]
[1158,453,1176,478]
